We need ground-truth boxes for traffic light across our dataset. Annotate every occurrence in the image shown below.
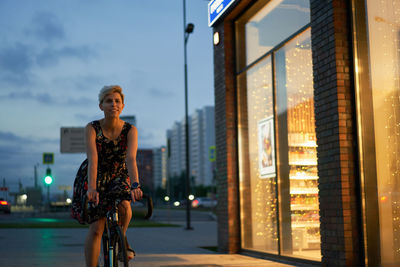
[44,167,53,185]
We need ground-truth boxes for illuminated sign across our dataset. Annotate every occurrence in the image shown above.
[208,0,237,27]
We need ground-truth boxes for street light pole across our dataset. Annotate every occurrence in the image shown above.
[183,0,194,230]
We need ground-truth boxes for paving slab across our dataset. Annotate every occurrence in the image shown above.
[0,212,299,266]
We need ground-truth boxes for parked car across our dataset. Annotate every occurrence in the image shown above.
[192,197,217,208]
[0,198,11,214]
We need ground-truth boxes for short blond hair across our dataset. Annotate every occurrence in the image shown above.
[98,85,125,104]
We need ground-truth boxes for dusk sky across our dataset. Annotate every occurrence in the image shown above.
[0,0,214,195]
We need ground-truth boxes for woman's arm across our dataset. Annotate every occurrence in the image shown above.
[126,125,142,201]
[85,123,99,205]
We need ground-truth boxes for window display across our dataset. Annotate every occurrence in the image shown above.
[236,0,317,261]
[238,56,278,253]
[363,0,400,265]
[275,29,320,260]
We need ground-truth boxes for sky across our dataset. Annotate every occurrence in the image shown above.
[0,0,214,196]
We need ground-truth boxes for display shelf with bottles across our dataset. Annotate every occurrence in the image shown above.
[288,133,320,251]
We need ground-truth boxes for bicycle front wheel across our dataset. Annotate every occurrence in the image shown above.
[97,233,109,267]
[111,225,128,267]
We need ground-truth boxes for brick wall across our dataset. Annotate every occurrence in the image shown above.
[310,0,362,265]
[213,19,240,253]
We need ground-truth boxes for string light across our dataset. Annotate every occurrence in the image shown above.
[369,0,400,260]
[240,29,320,258]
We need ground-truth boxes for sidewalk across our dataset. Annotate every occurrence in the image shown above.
[127,221,295,267]
[0,211,300,266]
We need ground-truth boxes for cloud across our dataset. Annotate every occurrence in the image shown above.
[64,96,97,106]
[148,87,175,98]
[51,74,106,93]
[26,11,65,43]
[0,42,34,85]
[0,131,29,147]
[36,45,97,67]
[0,90,97,106]
[0,131,58,151]
[0,131,58,192]
[0,90,54,104]
[136,127,157,148]
[74,113,100,123]
[138,130,154,141]
[279,4,310,13]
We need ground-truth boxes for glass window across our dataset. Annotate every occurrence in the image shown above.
[275,29,321,261]
[365,0,400,265]
[238,56,278,253]
[237,0,317,261]
[236,0,310,70]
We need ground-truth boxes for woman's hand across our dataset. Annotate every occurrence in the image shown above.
[87,188,99,206]
[131,188,143,202]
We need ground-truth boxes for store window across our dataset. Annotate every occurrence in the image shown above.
[237,0,320,261]
[275,29,320,260]
[356,0,400,265]
[238,55,278,253]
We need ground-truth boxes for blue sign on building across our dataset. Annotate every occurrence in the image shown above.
[208,0,237,27]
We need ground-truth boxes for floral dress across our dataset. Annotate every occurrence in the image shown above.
[71,120,132,224]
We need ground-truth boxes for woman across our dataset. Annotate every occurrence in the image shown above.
[71,85,142,267]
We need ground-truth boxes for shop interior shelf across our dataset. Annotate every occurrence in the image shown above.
[290,204,319,211]
[290,188,319,195]
[289,175,319,180]
[289,161,318,166]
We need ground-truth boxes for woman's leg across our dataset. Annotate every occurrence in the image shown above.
[118,200,132,235]
[85,217,106,267]
[118,200,134,259]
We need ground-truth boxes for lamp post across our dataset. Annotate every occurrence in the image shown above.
[183,0,194,230]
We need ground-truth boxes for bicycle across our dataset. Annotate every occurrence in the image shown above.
[84,193,153,267]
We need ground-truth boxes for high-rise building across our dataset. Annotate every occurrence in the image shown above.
[166,106,215,186]
[152,146,167,189]
[201,106,215,185]
[166,121,185,178]
[190,106,215,186]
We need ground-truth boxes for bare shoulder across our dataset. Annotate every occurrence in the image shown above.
[85,122,95,131]
[85,123,96,137]
[128,124,138,134]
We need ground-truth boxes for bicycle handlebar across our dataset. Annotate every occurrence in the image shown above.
[83,192,153,222]
[141,193,153,220]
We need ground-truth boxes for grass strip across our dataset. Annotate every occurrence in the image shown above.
[199,246,218,252]
[0,219,179,229]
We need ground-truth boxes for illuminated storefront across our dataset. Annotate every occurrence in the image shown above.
[235,0,320,261]
[353,0,400,265]
[211,0,400,265]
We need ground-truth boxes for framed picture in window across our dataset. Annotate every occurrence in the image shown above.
[258,116,276,178]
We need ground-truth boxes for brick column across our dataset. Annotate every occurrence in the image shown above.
[310,0,363,265]
[213,20,240,253]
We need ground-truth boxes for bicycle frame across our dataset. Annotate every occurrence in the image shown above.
[83,193,153,267]
[102,202,127,267]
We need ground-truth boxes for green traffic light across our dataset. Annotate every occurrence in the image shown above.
[44,167,53,185]
[44,175,53,185]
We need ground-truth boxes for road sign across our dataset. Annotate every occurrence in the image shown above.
[208,0,237,27]
[60,127,86,153]
[43,153,54,164]
[209,146,216,162]
[58,185,72,191]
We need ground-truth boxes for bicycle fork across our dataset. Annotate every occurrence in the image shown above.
[107,210,120,267]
